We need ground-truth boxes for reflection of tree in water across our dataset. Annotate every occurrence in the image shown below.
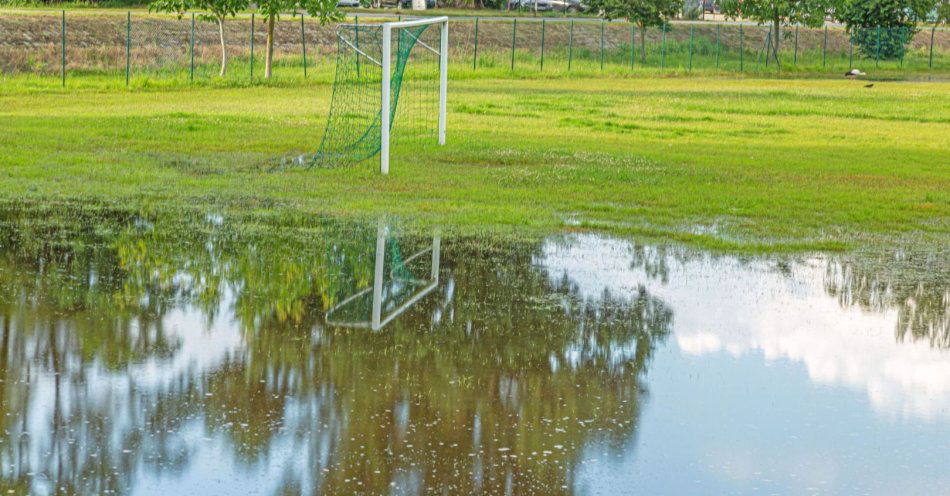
[0,203,672,495]
[611,236,948,351]
[0,204,188,493]
[227,242,674,494]
[825,250,949,349]
[111,211,378,326]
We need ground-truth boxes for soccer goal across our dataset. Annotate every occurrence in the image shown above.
[325,226,441,330]
[312,16,448,175]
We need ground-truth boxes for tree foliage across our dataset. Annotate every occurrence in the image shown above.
[719,0,833,63]
[719,0,832,27]
[149,0,249,76]
[583,0,681,62]
[257,0,343,79]
[939,0,950,24]
[587,0,681,25]
[835,0,936,27]
[835,0,938,59]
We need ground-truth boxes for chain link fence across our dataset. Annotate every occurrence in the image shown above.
[1,9,948,85]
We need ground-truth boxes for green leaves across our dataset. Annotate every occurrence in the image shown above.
[836,0,937,28]
[835,0,938,59]
[939,0,950,24]
[148,0,190,18]
[255,0,343,78]
[301,0,346,25]
[719,0,834,28]
[255,0,344,24]
[585,0,681,28]
[149,0,250,20]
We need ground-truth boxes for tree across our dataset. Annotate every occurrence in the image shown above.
[256,0,343,79]
[584,0,681,63]
[719,0,833,66]
[939,0,950,24]
[149,0,249,77]
[834,0,938,59]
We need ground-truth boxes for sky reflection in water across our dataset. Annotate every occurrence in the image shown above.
[0,207,946,495]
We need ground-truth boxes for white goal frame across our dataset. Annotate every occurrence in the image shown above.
[325,226,441,331]
[380,16,448,175]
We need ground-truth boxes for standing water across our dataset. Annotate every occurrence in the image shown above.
[0,204,946,495]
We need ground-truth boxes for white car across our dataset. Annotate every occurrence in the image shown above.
[512,0,552,11]
[549,0,586,12]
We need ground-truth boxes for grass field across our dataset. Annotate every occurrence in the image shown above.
[1,73,948,252]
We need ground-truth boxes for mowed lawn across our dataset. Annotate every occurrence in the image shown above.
[1,76,948,251]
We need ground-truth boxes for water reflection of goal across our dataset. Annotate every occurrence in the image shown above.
[326,225,440,330]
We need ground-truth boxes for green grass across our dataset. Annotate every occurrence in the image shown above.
[0,73,947,252]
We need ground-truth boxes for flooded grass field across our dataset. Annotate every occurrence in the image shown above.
[0,202,947,495]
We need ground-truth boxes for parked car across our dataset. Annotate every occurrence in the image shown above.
[703,0,719,14]
[337,0,361,7]
[396,0,437,7]
[549,0,586,12]
[510,0,553,11]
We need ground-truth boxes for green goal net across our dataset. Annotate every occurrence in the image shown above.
[303,19,445,171]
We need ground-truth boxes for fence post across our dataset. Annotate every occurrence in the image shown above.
[661,23,666,69]
[600,21,605,70]
[568,20,574,71]
[875,26,881,67]
[355,16,360,77]
[125,12,131,86]
[740,24,744,72]
[61,10,66,87]
[716,23,720,68]
[250,13,255,80]
[930,26,936,68]
[301,15,307,78]
[540,19,545,71]
[822,26,827,67]
[473,17,479,70]
[190,13,195,81]
[688,24,693,72]
[511,19,516,71]
[793,25,798,65]
[630,23,634,68]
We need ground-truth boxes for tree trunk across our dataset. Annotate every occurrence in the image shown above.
[772,18,781,66]
[640,24,647,63]
[217,17,228,77]
[769,1,781,67]
[265,14,276,79]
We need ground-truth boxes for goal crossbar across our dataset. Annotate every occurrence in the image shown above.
[380,16,448,175]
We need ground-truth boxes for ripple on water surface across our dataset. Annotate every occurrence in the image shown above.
[0,204,946,495]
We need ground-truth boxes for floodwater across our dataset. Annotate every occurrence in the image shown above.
[0,204,947,495]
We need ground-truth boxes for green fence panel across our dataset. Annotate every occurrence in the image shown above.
[0,11,948,82]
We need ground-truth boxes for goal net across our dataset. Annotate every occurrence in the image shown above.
[309,17,447,174]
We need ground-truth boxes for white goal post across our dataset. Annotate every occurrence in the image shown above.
[324,225,441,331]
[380,16,449,175]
